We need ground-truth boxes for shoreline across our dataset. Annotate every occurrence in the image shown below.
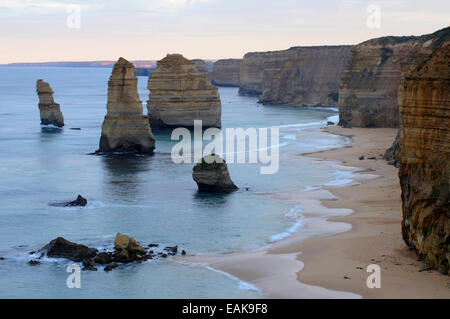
[185,126,450,298]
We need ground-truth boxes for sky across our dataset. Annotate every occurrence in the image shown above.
[0,0,449,63]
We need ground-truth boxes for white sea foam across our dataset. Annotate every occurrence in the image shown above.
[282,134,297,141]
[204,265,261,292]
[324,170,355,187]
[269,221,303,243]
[303,185,322,192]
[284,205,303,218]
[268,206,305,243]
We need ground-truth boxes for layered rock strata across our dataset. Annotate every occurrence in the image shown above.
[238,46,351,107]
[338,27,450,128]
[147,54,221,129]
[36,79,64,127]
[399,43,449,275]
[210,59,242,87]
[192,154,238,192]
[97,57,155,154]
[191,59,210,77]
[258,46,352,106]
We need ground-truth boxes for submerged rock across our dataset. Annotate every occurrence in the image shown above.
[40,237,98,262]
[104,263,119,272]
[97,57,155,154]
[36,79,64,127]
[192,154,238,193]
[147,54,222,129]
[64,195,88,207]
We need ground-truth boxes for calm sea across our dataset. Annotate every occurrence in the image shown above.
[0,67,347,298]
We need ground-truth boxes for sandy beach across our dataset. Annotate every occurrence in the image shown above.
[186,126,450,299]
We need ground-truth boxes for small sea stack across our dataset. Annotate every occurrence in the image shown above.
[192,154,238,193]
[36,79,64,127]
[97,57,155,154]
[147,54,222,129]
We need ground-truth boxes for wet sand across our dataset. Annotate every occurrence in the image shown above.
[185,127,450,298]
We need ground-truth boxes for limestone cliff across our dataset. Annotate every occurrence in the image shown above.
[191,59,209,77]
[210,59,242,87]
[399,43,449,275]
[338,27,450,128]
[239,51,278,96]
[258,46,352,106]
[36,80,64,127]
[97,57,155,154]
[147,54,221,129]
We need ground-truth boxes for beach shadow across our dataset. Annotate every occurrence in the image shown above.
[40,126,63,135]
[100,154,152,201]
[192,191,231,208]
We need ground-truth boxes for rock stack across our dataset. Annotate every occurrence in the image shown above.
[147,54,221,129]
[192,154,238,193]
[97,57,155,154]
[36,79,64,127]
[399,43,449,275]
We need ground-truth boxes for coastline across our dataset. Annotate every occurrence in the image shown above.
[184,126,450,298]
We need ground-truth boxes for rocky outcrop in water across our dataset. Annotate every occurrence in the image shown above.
[40,237,98,262]
[193,154,238,192]
[211,59,242,87]
[147,54,222,129]
[113,232,147,263]
[64,195,88,207]
[399,43,449,275]
[36,80,64,127]
[37,234,186,271]
[97,57,155,154]
[338,27,450,128]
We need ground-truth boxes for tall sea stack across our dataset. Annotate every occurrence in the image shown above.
[97,57,155,154]
[36,80,64,127]
[147,54,221,129]
[399,43,449,275]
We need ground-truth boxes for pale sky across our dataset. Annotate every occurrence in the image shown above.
[0,0,449,63]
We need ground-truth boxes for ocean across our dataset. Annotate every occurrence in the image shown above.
[0,67,348,298]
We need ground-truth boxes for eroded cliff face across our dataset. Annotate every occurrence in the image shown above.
[339,27,450,128]
[210,59,242,87]
[36,80,64,127]
[191,59,209,77]
[238,46,351,106]
[147,54,221,128]
[399,43,449,275]
[98,57,155,154]
[259,46,352,106]
[239,50,288,96]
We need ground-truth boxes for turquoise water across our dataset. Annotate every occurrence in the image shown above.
[0,67,346,298]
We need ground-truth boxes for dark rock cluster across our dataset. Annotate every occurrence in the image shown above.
[29,234,186,272]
